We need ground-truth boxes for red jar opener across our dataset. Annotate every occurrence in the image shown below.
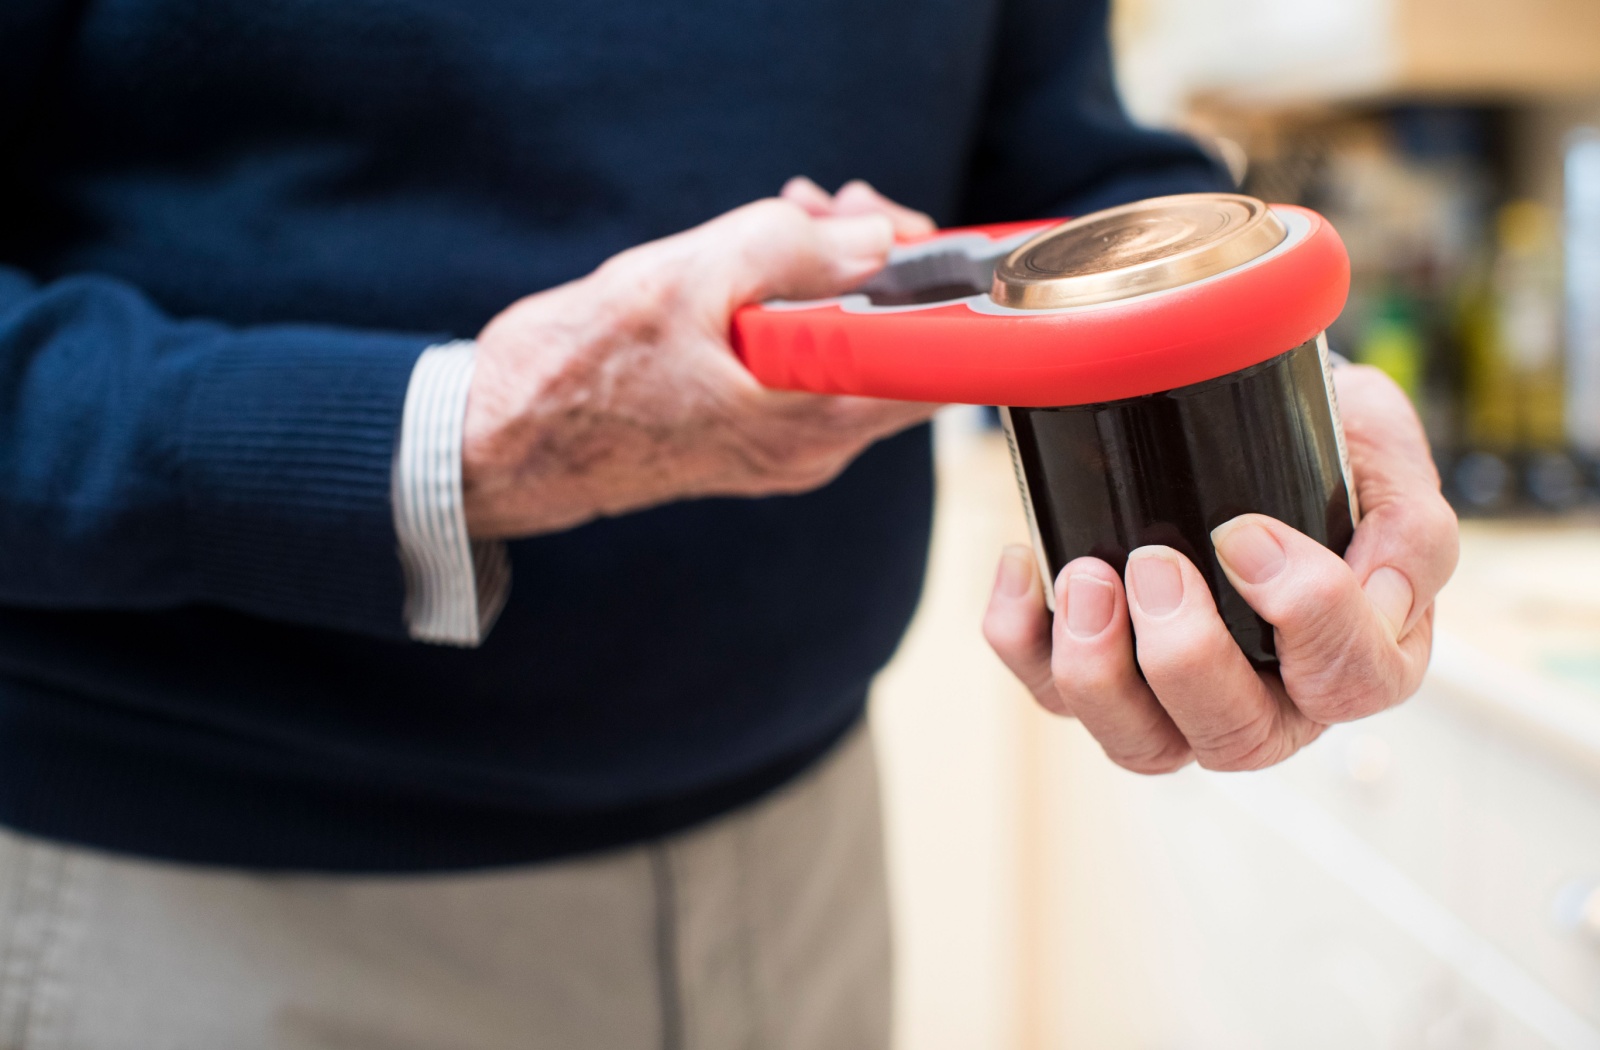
[730,205,1349,407]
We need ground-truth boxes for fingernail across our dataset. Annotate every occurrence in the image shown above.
[1127,549,1184,617]
[1364,566,1415,639]
[1065,574,1115,639]
[1211,518,1287,585]
[997,545,1035,598]
[820,214,893,265]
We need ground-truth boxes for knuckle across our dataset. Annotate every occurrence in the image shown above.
[983,600,1040,656]
[1284,618,1350,676]
[1276,567,1351,630]
[1305,561,1354,608]
[595,242,652,284]
[765,434,865,490]
[630,267,684,319]
[796,459,850,490]
[725,380,773,418]
[1418,495,1462,569]
[1423,488,1459,535]
[732,417,807,476]
[738,432,785,471]
[1298,690,1365,726]
[1030,687,1073,719]
[1192,710,1283,772]
[592,246,635,280]
[740,198,809,242]
[595,256,683,325]
[981,610,1017,656]
[1135,629,1215,687]
[1293,660,1396,724]
[761,452,848,495]
[981,618,1059,707]
[1383,492,1457,559]
[1050,651,1125,705]
[1108,739,1192,776]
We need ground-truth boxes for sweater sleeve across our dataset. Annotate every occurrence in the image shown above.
[0,265,439,640]
[959,0,1232,224]
[0,0,446,639]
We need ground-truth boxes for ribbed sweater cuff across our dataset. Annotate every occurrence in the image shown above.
[181,327,437,638]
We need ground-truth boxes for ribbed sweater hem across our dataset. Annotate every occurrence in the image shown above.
[0,677,861,873]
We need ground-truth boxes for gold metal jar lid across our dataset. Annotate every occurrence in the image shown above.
[991,193,1288,310]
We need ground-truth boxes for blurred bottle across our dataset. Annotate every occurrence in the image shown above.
[1501,201,1580,509]
[1357,284,1426,400]
[1497,201,1565,450]
[1305,108,1490,468]
[1457,200,1575,510]
[1566,130,1600,469]
[1455,252,1519,510]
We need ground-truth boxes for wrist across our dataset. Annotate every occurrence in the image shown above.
[463,284,607,539]
[460,353,531,540]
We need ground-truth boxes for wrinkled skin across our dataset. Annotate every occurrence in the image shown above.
[462,180,936,538]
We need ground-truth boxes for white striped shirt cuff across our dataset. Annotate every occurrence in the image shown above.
[392,341,511,646]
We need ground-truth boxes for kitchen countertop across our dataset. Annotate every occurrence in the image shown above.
[1430,518,1600,778]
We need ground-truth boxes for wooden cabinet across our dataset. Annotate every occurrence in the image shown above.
[1113,0,1600,120]
[1400,0,1600,96]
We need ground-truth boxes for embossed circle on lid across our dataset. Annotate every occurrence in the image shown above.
[992,193,1288,310]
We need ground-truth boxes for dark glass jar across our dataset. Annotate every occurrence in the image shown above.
[1001,335,1356,667]
[978,194,1357,667]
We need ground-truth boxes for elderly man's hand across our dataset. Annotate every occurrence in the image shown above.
[983,364,1459,773]
[778,175,938,238]
[463,187,937,538]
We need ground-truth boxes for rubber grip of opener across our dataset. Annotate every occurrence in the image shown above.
[730,207,1349,407]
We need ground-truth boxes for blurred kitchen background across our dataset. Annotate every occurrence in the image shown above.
[871,0,1600,1047]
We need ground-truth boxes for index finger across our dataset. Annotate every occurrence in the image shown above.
[1334,364,1459,635]
[780,175,835,216]
[1211,513,1428,725]
[832,180,938,239]
[1123,545,1324,770]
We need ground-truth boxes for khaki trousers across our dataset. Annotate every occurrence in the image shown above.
[0,724,890,1050]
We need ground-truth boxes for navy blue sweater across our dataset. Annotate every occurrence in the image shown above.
[0,0,1224,870]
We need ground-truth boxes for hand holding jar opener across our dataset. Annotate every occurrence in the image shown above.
[734,193,1459,772]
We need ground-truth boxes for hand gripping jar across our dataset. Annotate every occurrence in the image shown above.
[733,193,1356,666]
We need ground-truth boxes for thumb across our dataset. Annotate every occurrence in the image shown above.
[694,199,893,311]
